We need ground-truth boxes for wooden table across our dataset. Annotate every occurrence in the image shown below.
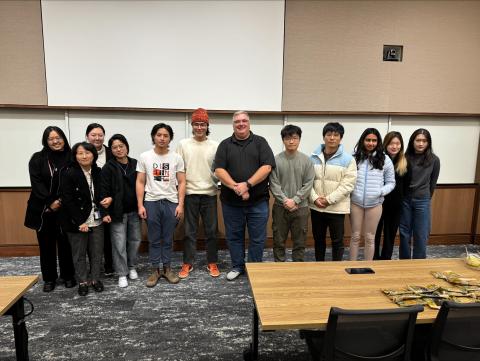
[244,258,479,360]
[0,275,39,361]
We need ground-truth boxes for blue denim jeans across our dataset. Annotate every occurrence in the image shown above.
[144,200,178,268]
[110,211,142,276]
[399,197,431,259]
[221,201,269,272]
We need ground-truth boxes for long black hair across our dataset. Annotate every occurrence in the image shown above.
[353,128,385,170]
[41,126,71,153]
[405,128,434,166]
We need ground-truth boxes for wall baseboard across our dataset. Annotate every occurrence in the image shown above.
[0,245,40,257]
[1,234,475,258]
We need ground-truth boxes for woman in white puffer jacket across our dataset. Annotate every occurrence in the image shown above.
[350,128,395,261]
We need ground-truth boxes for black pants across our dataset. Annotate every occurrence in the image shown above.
[36,212,75,282]
[311,210,345,261]
[374,203,401,260]
[183,194,218,264]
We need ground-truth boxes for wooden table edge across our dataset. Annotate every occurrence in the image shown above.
[0,275,39,316]
[245,258,476,332]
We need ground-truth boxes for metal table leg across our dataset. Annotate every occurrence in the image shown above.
[6,296,29,361]
[243,303,259,361]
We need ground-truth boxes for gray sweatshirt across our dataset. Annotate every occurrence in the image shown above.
[407,153,440,198]
[269,151,315,208]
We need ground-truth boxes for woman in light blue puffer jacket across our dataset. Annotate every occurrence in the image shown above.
[349,128,395,261]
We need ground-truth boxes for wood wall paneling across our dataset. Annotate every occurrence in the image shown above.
[476,139,480,184]
[0,0,47,105]
[477,190,480,236]
[1,186,477,256]
[0,191,36,247]
[430,187,475,234]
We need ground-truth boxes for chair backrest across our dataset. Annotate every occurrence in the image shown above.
[322,305,424,361]
[427,300,480,361]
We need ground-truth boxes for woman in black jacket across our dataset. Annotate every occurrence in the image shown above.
[24,126,76,292]
[374,131,409,260]
[61,142,109,296]
[101,134,141,288]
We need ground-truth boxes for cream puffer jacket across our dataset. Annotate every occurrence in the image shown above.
[309,144,357,214]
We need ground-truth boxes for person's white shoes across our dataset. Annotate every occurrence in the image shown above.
[128,269,138,280]
[118,276,128,288]
[226,270,241,281]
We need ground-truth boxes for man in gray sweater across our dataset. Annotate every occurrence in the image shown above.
[269,125,315,262]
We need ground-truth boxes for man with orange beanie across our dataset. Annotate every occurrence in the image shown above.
[177,108,220,279]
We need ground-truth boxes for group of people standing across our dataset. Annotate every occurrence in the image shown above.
[24,108,440,294]
[272,122,439,268]
[25,124,141,295]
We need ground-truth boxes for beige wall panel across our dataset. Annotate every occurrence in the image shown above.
[0,0,47,105]
[0,191,36,246]
[283,0,392,112]
[283,1,480,113]
[388,1,480,113]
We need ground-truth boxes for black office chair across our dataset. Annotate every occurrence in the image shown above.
[302,305,423,361]
[426,300,480,361]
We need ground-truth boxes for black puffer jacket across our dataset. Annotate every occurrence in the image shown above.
[24,149,70,231]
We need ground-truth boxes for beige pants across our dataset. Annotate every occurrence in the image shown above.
[349,203,383,261]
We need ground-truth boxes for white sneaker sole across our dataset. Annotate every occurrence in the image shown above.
[226,271,241,281]
[128,271,138,280]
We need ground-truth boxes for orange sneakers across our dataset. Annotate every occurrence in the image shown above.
[207,263,220,277]
[178,263,193,279]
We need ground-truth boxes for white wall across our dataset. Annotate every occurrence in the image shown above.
[390,116,480,184]
[286,115,390,155]
[0,109,66,187]
[3,109,478,187]
[68,111,186,161]
[41,0,285,111]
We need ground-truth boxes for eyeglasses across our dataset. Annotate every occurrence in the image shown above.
[47,137,62,143]
[192,123,208,128]
[284,136,300,142]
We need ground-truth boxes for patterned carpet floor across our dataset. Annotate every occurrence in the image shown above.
[0,245,477,361]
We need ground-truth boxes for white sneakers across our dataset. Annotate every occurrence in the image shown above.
[226,270,242,281]
[118,276,128,288]
[118,269,139,288]
[129,269,138,280]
